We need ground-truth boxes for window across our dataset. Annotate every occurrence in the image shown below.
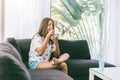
[51,0,110,59]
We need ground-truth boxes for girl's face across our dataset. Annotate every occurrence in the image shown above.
[47,20,54,33]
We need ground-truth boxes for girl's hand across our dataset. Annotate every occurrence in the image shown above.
[47,30,54,38]
[51,34,59,43]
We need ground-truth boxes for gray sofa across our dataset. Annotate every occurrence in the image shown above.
[0,39,73,80]
[0,38,115,80]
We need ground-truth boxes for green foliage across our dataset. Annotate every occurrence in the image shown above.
[51,0,107,58]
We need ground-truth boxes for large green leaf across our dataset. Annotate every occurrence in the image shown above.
[60,0,83,20]
[51,0,107,58]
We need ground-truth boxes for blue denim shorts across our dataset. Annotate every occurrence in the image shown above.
[28,60,40,69]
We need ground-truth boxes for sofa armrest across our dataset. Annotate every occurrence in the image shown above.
[7,38,22,54]
[7,38,31,68]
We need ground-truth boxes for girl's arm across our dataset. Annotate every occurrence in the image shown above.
[52,37,60,58]
[36,30,54,56]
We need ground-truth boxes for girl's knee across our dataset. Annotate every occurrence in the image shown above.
[60,62,67,67]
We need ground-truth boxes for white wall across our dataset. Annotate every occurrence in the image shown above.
[4,0,50,39]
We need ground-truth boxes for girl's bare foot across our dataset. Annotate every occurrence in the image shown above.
[53,53,70,65]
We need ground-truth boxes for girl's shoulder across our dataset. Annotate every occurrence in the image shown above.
[34,34,40,37]
[33,34,44,40]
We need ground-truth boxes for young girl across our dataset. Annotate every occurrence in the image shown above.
[28,17,70,74]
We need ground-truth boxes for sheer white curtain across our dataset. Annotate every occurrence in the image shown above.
[107,0,120,66]
[4,0,50,39]
[113,0,120,66]
[0,0,3,41]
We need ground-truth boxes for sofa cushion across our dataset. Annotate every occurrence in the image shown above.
[16,39,31,67]
[7,38,22,54]
[7,38,31,68]
[29,69,73,80]
[58,40,91,59]
[0,42,31,80]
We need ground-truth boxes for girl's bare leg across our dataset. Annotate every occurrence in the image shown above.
[59,62,68,74]
[36,61,68,74]
[36,60,58,69]
[53,53,70,65]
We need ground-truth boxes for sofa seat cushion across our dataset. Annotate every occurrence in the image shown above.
[29,69,73,80]
[66,59,115,78]
[0,42,31,80]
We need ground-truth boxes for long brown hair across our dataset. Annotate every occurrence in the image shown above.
[37,17,54,38]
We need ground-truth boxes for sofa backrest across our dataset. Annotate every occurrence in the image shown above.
[7,38,91,67]
[7,38,31,68]
[58,39,91,59]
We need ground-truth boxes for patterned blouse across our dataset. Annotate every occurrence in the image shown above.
[29,34,56,62]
